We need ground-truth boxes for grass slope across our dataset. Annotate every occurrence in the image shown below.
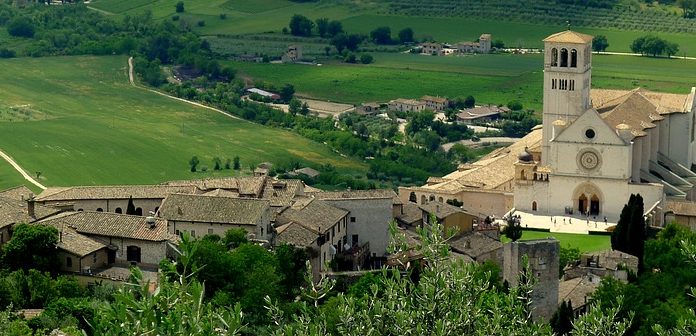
[0,159,35,192]
[0,56,364,187]
[232,53,696,110]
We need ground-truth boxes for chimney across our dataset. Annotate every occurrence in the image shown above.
[616,123,633,143]
[146,216,156,229]
[27,197,36,219]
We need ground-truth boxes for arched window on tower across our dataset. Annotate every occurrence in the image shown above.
[551,48,558,66]
[560,48,568,67]
[570,49,577,68]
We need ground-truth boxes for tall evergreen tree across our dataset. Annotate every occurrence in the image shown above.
[126,196,137,215]
[611,193,646,272]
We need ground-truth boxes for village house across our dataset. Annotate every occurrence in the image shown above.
[54,228,109,273]
[421,95,449,112]
[309,189,398,258]
[34,185,198,215]
[558,274,600,316]
[0,195,60,245]
[456,34,492,54]
[448,231,503,264]
[456,105,508,124]
[395,202,423,229]
[157,193,273,241]
[421,42,443,55]
[275,197,348,274]
[288,167,321,179]
[282,45,303,63]
[388,98,426,113]
[563,249,638,282]
[419,201,478,237]
[38,211,176,268]
[357,102,381,115]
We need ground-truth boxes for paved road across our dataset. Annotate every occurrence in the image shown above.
[442,137,520,151]
[0,149,46,190]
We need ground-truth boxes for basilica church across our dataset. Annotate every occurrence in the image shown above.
[400,30,696,228]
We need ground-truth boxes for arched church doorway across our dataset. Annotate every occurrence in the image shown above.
[590,195,600,216]
[532,201,537,211]
[578,194,588,214]
[409,192,417,203]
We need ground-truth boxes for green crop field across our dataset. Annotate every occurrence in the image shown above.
[232,52,696,110]
[88,0,696,54]
[0,159,35,192]
[503,230,611,253]
[0,56,365,187]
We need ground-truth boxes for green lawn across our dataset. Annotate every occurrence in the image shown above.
[0,159,36,192]
[502,231,611,253]
[232,52,696,111]
[0,56,365,187]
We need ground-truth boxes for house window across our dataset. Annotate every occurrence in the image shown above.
[352,234,359,245]
[350,217,356,223]
[552,79,556,89]
[261,227,264,236]
[208,228,213,235]
[332,227,335,237]
[175,230,180,235]
[571,49,578,68]
[66,257,72,268]
[93,253,97,263]
[96,208,103,212]
[135,207,143,216]
[77,209,83,211]
[126,246,141,263]
[191,230,196,237]
[115,207,122,214]
[551,48,558,66]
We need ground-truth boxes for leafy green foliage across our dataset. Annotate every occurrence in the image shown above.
[503,216,523,242]
[370,26,392,44]
[175,1,184,13]
[398,27,415,43]
[593,35,609,52]
[6,17,34,38]
[631,35,680,57]
[550,300,574,335]
[288,14,314,37]
[2,224,58,273]
[559,246,580,278]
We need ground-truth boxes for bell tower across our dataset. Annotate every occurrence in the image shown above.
[540,30,594,165]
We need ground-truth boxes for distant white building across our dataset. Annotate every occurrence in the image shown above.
[389,98,426,112]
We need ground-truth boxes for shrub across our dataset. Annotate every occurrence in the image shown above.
[360,54,374,64]
[220,13,227,20]
[0,48,16,58]
[175,1,184,13]
[197,20,205,27]
[7,17,34,38]
[172,15,180,21]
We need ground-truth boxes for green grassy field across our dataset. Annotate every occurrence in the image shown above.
[0,56,365,187]
[88,0,696,54]
[502,230,611,253]
[0,159,35,192]
[232,52,696,110]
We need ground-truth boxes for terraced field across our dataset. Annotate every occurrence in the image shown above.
[0,56,365,187]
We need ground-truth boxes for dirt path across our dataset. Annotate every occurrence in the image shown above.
[127,57,245,122]
[595,51,696,60]
[0,149,46,190]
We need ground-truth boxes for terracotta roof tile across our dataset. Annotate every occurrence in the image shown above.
[449,232,503,260]
[39,211,171,241]
[0,198,61,229]
[419,201,466,219]
[36,185,198,201]
[0,186,34,201]
[277,198,347,233]
[57,228,107,257]
[276,221,317,247]
[158,193,269,225]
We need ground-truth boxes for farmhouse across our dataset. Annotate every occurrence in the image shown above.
[421,42,443,56]
[282,45,302,63]
[456,105,508,124]
[455,34,492,54]
[421,95,449,111]
[388,98,426,112]
[400,30,696,231]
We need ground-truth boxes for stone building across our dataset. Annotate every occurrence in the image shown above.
[0,193,60,245]
[34,185,198,215]
[503,238,560,321]
[388,98,426,112]
[309,189,398,257]
[38,211,176,267]
[419,201,477,237]
[448,231,503,264]
[401,30,696,230]
[157,193,272,241]
[275,197,348,275]
[421,95,449,112]
[55,228,109,273]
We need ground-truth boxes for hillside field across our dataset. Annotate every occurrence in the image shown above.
[232,53,696,110]
[0,56,365,188]
[88,0,696,53]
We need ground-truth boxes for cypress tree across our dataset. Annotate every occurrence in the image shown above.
[611,193,646,273]
[126,196,136,215]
